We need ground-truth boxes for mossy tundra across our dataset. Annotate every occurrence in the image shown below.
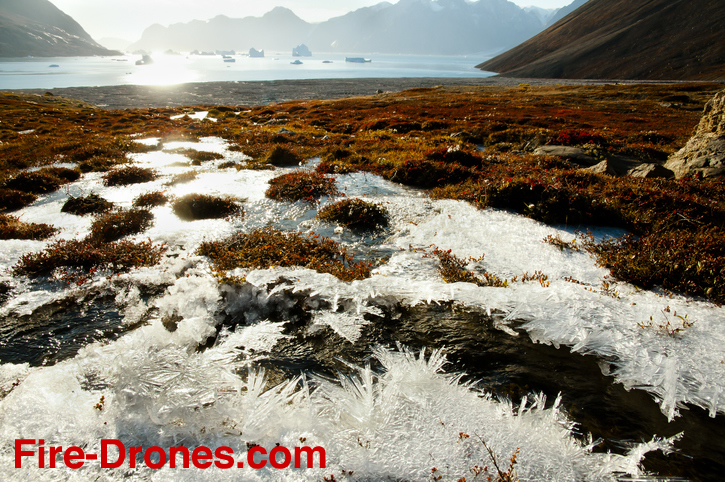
[1,84,724,302]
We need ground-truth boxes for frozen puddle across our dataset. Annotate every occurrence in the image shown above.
[1,136,724,480]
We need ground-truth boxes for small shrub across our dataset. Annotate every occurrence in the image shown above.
[103,166,158,186]
[554,129,605,146]
[317,199,389,231]
[218,161,238,169]
[0,214,57,240]
[13,239,165,278]
[43,167,81,183]
[424,147,481,168]
[384,159,471,189]
[266,171,339,203]
[430,247,507,287]
[167,170,198,186]
[197,227,371,282]
[88,209,154,243]
[164,147,224,164]
[133,191,169,207]
[0,189,37,211]
[61,193,114,215]
[4,169,70,194]
[264,145,302,166]
[172,193,242,221]
[78,157,124,173]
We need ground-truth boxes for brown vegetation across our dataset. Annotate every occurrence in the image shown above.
[172,193,242,221]
[197,227,371,282]
[2,83,724,301]
[133,190,169,207]
[266,171,339,203]
[102,166,158,186]
[0,214,57,240]
[61,193,114,215]
[317,198,389,231]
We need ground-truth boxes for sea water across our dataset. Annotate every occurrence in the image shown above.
[1,135,723,479]
[0,53,494,90]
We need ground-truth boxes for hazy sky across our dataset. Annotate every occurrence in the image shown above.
[52,0,574,40]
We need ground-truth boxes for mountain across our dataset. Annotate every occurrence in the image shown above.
[476,0,725,80]
[129,0,547,56]
[0,0,119,57]
[544,0,588,27]
[523,6,556,26]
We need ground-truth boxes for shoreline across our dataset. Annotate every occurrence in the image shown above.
[8,76,720,110]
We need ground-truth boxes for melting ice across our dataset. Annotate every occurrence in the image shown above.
[1,136,723,480]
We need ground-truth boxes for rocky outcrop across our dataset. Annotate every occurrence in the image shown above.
[533,146,596,165]
[535,146,674,179]
[665,90,725,179]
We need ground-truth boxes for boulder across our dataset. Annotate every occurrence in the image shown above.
[665,89,725,178]
[585,160,617,176]
[583,156,674,178]
[627,163,675,179]
[533,146,597,166]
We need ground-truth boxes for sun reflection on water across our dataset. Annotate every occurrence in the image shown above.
[126,54,200,86]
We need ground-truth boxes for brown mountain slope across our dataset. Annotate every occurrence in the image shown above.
[476,0,725,80]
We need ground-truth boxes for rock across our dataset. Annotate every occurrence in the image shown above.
[585,160,617,175]
[665,89,725,178]
[583,156,673,178]
[277,128,296,136]
[533,146,597,166]
[627,163,675,179]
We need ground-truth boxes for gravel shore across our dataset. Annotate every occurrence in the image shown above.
[8,76,682,110]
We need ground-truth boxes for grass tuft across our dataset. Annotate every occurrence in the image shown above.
[197,227,371,282]
[0,214,57,240]
[133,191,169,207]
[103,166,158,186]
[88,209,154,243]
[317,198,389,231]
[266,171,340,203]
[172,193,242,221]
[0,189,37,211]
[61,193,114,215]
[13,239,165,280]
[264,145,302,166]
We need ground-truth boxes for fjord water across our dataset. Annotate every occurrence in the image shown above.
[1,135,724,480]
[0,54,492,90]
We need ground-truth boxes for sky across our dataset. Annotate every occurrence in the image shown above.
[52,0,574,41]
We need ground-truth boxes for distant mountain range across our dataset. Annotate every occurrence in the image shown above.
[128,0,559,56]
[477,0,725,80]
[0,0,118,57]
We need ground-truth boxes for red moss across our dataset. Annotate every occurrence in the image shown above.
[197,227,371,282]
[0,214,57,240]
[133,191,169,207]
[172,193,242,221]
[266,171,340,203]
[103,166,158,186]
[88,209,154,243]
[13,239,165,278]
[317,198,389,231]
[0,189,37,211]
